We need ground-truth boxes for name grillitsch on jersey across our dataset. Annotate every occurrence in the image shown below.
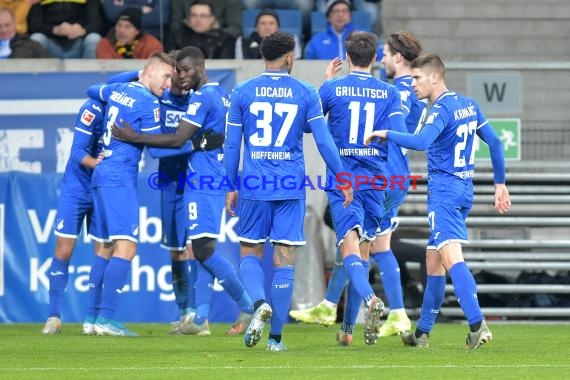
[255,87,293,98]
[109,91,136,108]
[335,86,388,99]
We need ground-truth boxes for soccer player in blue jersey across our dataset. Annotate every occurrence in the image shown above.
[152,53,199,335]
[289,31,426,337]
[111,46,255,336]
[370,30,426,337]
[86,52,176,336]
[224,31,352,352]
[318,31,406,346]
[366,54,512,349]
[40,99,106,335]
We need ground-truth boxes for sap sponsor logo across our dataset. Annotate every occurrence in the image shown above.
[26,206,239,244]
[165,110,185,128]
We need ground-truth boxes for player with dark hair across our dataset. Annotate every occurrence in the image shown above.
[289,31,426,338]
[40,98,105,335]
[317,31,406,346]
[224,31,352,351]
[366,53,511,349]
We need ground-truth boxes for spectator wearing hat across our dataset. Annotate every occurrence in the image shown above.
[0,7,53,58]
[168,0,235,59]
[101,0,170,41]
[304,0,382,60]
[27,0,103,59]
[96,7,163,59]
[235,9,301,59]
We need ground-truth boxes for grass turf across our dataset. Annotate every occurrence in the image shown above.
[0,322,569,379]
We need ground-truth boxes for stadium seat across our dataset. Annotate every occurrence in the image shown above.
[242,9,303,39]
[310,10,372,37]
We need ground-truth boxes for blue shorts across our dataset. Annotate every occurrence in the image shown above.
[161,189,188,250]
[377,189,407,235]
[238,198,306,246]
[184,191,225,241]
[90,186,139,243]
[426,201,471,250]
[54,182,93,238]
[327,189,385,245]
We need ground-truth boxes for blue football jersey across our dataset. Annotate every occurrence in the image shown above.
[319,71,403,190]
[386,75,428,187]
[90,81,161,187]
[62,98,105,190]
[226,71,325,200]
[425,91,487,191]
[183,83,229,194]
[158,89,191,187]
[393,76,427,134]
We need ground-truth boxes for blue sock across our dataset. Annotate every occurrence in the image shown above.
[344,260,368,326]
[240,255,266,305]
[372,250,404,310]
[171,259,190,314]
[194,262,213,325]
[326,249,348,304]
[202,251,253,313]
[48,257,69,318]
[99,257,131,319]
[86,255,109,318]
[343,254,374,305]
[188,259,197,309]
[417,275,446,333]
[449,262,483,326]
[269,267,294,336]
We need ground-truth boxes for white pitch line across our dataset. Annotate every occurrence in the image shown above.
[2,364,570,371]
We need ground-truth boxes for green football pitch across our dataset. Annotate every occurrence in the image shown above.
[1,323,569,379]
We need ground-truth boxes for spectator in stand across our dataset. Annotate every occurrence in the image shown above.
[304,0,382,60]
[27,0,103,59]
[171,0,242,40]
[0,7,52,58]
[315,0,382,35]
[168,0,235,59]
[0,0,37,34]
[235,9,301,59]
[241,0,313,42]
[96,7,163,59]
[100,0,170,42]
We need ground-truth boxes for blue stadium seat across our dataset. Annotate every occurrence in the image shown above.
[243,9,303,39]
[310,11,372,37]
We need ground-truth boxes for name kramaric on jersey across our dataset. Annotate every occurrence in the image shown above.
[454,105,477,121]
